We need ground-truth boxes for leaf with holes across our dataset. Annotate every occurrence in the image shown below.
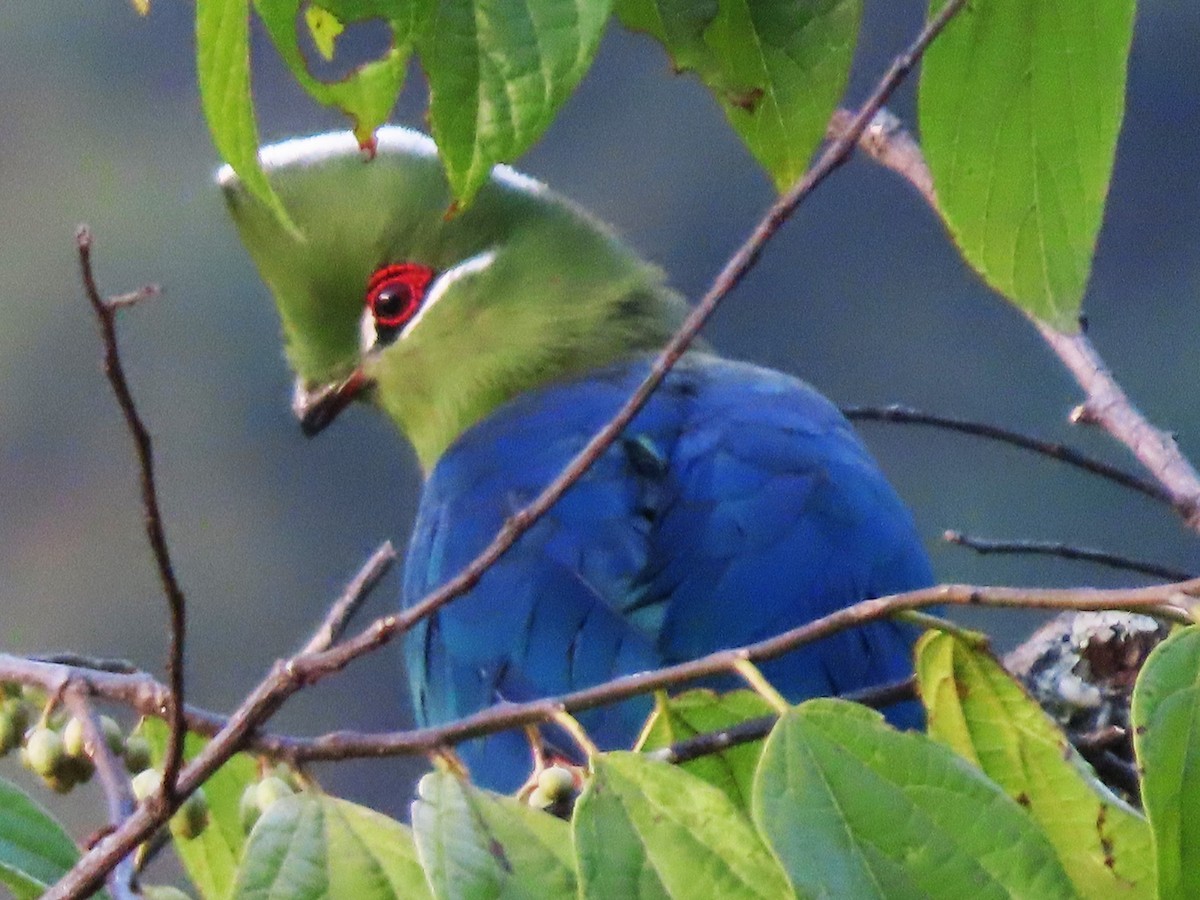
[253,0,426,147]
[919,0,1135,327]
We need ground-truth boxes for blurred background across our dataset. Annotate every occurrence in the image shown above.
[1,1,1198,837]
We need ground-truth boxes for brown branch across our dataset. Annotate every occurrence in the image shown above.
[61,687,139,900]
[47,7,974,893]
[77,227,187,798]
[828,107,935,204]
[944,530,1196,582]
[827,111,1200,532]
[1039,324,1200,530]
[269,579,1197,763]
[844,403,1170,504]
[4,577,1196,774]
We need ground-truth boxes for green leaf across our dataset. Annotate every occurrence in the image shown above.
[573,752,794,899]
[411,770,575,899]
[196,0,297,233]
[918,0,1135,327]
[0,775,84,900]
[635,689,774,811]
[752,699,1078,898]
[917,631,1153,897]
[233,793,432,899]
[143,719,259,900]
[305,4,345,60]
[1132,624,1200,900]
[616,0,861,191]
[253,0,422,146]
[419,0,614,207]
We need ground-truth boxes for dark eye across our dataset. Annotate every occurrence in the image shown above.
[366,263,436,343]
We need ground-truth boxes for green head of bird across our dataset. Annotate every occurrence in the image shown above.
[220,128,686,471]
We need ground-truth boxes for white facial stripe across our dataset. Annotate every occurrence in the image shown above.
[398,250,498,340]
[360,305,378,355]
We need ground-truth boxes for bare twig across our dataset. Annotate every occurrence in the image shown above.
[827,112,1200,532]
[40,542,404,900]
[61,687,139,900]
[301,542,396,654]
[843,404,1170,505]
[944,530,1196,582]
[77,228,187,797]
[648,677,916,767]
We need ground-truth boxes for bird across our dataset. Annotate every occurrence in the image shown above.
[220,127,934,792]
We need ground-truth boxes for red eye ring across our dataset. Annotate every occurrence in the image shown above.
[366,263,436,330]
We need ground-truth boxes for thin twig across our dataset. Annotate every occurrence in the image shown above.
[40,543,405,900]
[649,677,916,767]
[45,7,976,892]
[61,687,139,900]
[944,530,1196,582]
[301,542,396,654]
[827,111,1200,532]
[843,403,1170,505]
[76,227,187,798]
[31,654,140,675]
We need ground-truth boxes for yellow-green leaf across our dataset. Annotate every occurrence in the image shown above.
[635,689,774,812]
[917,631,1153,897]
[919,0,1135,327]
[411,770,575,899]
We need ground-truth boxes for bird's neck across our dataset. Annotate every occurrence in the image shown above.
[374,282,686,473]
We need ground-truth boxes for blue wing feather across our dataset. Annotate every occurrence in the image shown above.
[402,352,932,790]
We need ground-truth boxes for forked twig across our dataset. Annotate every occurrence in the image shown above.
[77,228,187,798]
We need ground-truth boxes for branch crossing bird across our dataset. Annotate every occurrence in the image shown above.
[221,128,934,791]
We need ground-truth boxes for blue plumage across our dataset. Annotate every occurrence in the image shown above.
[403,351,932,791]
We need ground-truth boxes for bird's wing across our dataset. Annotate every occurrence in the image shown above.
[401,354,932,789]
[635,356,933,702]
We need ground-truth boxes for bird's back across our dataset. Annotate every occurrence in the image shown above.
[403,352,932,790]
